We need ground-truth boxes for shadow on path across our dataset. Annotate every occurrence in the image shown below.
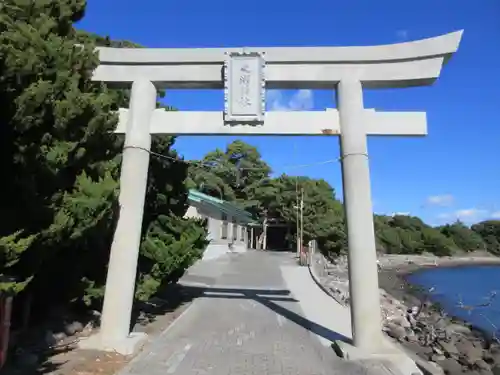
[181,285,352,345]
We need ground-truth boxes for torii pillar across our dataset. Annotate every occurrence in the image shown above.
[337,78,382,348]
[84,31,463,356]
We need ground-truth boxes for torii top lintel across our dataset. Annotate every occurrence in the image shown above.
[93,31,463,90]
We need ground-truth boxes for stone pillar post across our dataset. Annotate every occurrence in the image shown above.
[99,79,157,353]
[337,79,383,351]
[250,227,254,249]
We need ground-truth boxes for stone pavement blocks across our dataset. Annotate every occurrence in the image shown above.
[117,252,395,375]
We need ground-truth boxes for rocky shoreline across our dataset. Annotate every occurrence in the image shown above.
[311,252,500,375]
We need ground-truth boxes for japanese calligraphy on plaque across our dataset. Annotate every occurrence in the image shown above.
[224,51,265,124]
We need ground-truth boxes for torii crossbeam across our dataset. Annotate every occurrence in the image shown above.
[115,108,427,136]
[82,31,463,359]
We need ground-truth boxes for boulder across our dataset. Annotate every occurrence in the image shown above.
[426,361,446,375]
[64,321,84,336]
[432,354,446,362]
[393,316,411,329]
[385,322,407,341]
[435,358,463,375]
[407,313,417,328]
[456,339,485,366]
[44,330,57,346]
[406,333,419,343]
[52,331,67,342]
[489,346,500,364]
[476,359,492,372]
[438,340,460,359]
[445,323,472,337]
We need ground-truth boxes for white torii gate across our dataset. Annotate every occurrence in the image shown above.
[82,31,462,355]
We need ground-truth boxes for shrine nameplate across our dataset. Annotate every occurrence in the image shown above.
[224,51,265,124]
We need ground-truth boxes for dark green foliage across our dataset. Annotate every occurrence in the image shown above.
[440,221,486,252]
[138,136,208,301]
[190,141,500,259]
[0,0,207,324]
[186,140,271,215]
[187,141,347,255]
[375,215,457,256]
[420,227,456,256]
[471,220,500,255]
[269,175,346,255]
[0,0,121,304]
[137,215,208,301]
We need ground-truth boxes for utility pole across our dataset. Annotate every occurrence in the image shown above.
[300,188,304,257]
[295,189,300,257]
[294,142,300,258]
[262,210,268,251]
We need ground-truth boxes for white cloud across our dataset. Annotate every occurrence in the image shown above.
[426,194,454,207]
[267,90,314,111]
[391,212,411,217]
[455,208,488,219]
[438,208,488,223]
[491,211,500,219]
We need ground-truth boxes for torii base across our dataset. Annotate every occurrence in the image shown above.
[332,340,423,375]
[78,332,147,356]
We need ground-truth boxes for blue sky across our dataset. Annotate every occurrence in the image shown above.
[77,0,500,226]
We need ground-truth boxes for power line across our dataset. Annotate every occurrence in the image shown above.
[124,145,341,172]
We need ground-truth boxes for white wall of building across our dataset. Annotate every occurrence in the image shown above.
[184,201,249,260]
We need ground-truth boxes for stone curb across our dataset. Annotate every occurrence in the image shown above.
[307,256,348,307]
[118,288,202,373]
[308,254,443,375]
[399,347,444,375]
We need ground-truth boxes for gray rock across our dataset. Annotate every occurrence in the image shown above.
[490,349,500,367]
[468,371,493,375]
[446,323,471,336]
[53,331,67,342]
[438,340,460,359]
[483,351,495,364]
[432,354,447,362]
[476,359,492,371]
[44,330,57,346]
[433,346,445,355]
[456,339,485,365]
[394,316,411,328]
[434,318,449,330]
[426,361,446,375]
[64,321,84,336]
[385,322,407,341]
[435,358,463,375]
[409,306,420,315]
[403,341,433,357]
[407,314,417,327]
[406,333,418,343]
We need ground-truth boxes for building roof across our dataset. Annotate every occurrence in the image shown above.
[187,189,254,223]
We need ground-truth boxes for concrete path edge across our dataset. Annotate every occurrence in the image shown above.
[307,257,441,375]
[308,258,347,307]
[119,295,201,371]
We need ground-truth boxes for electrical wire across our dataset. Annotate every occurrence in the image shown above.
[123,145,343,172]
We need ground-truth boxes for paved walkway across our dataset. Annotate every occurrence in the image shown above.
[118,251,386,375]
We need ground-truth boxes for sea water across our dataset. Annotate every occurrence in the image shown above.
[406,265,500,338]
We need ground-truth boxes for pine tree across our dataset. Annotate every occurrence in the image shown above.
[0,0,121,301]
[0,0,208,318]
